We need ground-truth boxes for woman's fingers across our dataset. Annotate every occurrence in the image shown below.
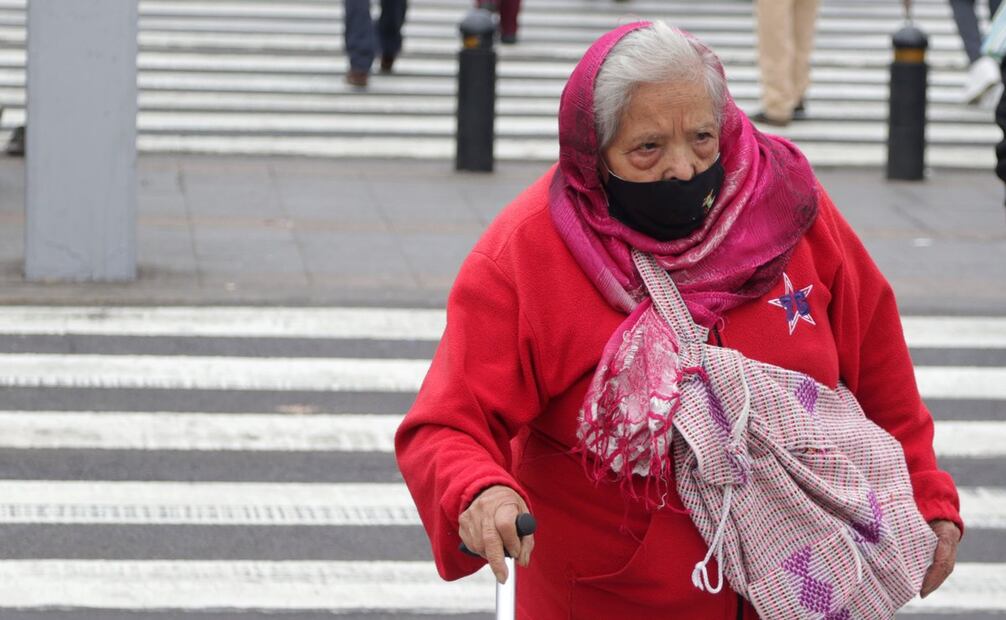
[494,501,524,562]
[919,539,953,597]
[457,508,481,555]
[517,533,535,567]
[482,513,509,583]
[457,484,534,581]
[920,520,961,598]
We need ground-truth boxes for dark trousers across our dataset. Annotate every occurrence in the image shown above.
[477,0,521,37]
[344,0,408,72]
[949,0,1003,63]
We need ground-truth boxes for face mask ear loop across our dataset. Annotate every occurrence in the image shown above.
[601,158,627,183]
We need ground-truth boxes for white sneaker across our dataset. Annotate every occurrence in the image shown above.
[962,56,1001,105]
[977,81,1004,111]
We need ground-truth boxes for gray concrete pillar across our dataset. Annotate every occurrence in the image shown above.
[24,0,138,282]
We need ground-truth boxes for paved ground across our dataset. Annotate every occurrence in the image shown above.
[0,154,1004,314]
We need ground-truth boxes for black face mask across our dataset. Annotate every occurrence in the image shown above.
[603,156,725,241]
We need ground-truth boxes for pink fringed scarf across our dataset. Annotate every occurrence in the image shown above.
[555,23,820,507]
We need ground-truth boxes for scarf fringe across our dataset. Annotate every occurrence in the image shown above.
[578,389,690,514]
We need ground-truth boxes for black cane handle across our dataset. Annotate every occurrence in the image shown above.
[459,512,537,557]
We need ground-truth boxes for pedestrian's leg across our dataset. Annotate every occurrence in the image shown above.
[993,0,1004,20]
[996,57,1006,188]
[791,0,820,111]
[755,0,796,122]
[377,0,407,63]
[950,0,983,63]
[952,0,1001,102]
[344,0,376,74]
[498,0,521,41]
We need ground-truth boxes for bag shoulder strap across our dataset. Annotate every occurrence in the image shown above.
[631,249,708,344]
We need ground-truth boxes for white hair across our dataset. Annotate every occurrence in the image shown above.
[593,21,727,149]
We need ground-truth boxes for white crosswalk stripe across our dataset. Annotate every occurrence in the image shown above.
[0,559,1000,614]
[0,558,995,614]
[1,306,1006,348]
[0,321,1001,619]
[0,411,998,457]
[0,353,429,392]
[0,305,448,339]
[0,481,420,526]
[902,563,1006,614]
[0,411,404,452]
[0,560,497,612]
[0,556,998,614]
[0,481,999,529]
[0,0,997,167]
[0,352,1003,399]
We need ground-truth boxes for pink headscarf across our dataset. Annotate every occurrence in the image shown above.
[549,22,819,328]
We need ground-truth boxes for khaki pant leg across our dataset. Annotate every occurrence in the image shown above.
[756,0,796,121]
[792,0,820,104]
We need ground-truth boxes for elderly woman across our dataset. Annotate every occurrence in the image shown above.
[396,21,962,618]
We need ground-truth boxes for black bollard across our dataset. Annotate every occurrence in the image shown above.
[886,24,929,180]
[456,8,496,172]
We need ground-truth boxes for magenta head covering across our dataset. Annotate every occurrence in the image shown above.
[549,21,819,327]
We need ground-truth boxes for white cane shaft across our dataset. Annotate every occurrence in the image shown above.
[496,557,516,620]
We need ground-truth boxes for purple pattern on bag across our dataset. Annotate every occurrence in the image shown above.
[783,547,833,613]
[851,490,884,544]
[696,373,750,484]
[795,376,819,414]
[705,380,731,436]
[783,547,851,619]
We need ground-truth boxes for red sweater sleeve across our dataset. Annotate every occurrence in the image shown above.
[395,249,546,581]
[823,191,963,534]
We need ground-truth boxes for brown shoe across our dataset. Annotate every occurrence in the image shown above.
[792,99,807,120]
[6,125,24,156]
[379,55,396,74]
[345,69,368,88]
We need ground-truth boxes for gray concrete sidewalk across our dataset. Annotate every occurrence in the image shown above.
[0,155,1004,315]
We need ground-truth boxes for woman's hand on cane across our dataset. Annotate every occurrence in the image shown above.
[459,485,535,584]
[920,519,961,598]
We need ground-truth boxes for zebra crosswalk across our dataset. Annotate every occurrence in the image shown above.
[0,305,1002,618]
[0,0,998,168]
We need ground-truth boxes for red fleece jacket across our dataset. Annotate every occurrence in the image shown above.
[395,168,962,620]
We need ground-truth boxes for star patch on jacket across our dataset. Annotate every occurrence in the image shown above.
[768,272,815,335]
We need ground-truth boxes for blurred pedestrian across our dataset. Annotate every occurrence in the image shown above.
[344,0,407,88]
[477,0,521,44]
[750,0,820,126]
[981,3,1006,201]
[997,58,1006,202]
[950,0,1002,103]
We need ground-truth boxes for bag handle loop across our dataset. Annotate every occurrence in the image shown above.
[631,249,706,344]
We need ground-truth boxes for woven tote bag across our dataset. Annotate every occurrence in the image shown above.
[632,250,937,619]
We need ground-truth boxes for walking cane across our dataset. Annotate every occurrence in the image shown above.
[459,512,537,620]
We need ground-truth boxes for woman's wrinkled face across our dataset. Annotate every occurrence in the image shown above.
[601,80,719,183]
